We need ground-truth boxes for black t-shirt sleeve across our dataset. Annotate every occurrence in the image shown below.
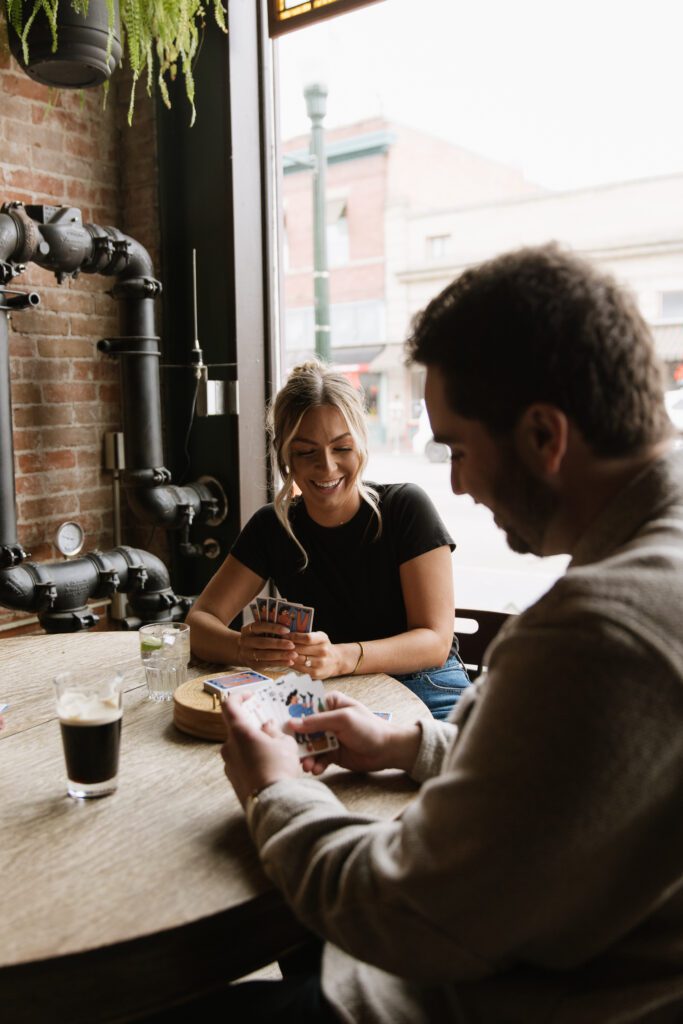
[382,483,455,565]
[230,505,278,580]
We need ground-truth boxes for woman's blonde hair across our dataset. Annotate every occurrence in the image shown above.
[266,360,381,567]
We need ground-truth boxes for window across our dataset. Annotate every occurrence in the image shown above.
[284,300,384,362]
[426,234,450,261]
[327,196,350,265]
[660,291,683,321]
[272,0,683,613]
[268,0,382,36]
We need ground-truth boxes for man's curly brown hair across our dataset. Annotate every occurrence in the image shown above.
[407,243,670,456]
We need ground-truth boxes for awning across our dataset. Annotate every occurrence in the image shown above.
[330,345,384,365]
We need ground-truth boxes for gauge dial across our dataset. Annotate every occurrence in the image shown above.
[55,521,85,558]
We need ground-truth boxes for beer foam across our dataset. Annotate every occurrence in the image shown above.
[57,691,122,726]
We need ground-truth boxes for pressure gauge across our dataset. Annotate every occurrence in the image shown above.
[55,521,85,558]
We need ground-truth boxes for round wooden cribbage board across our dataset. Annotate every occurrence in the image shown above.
[173,671,281,741]
[173,675,231,741]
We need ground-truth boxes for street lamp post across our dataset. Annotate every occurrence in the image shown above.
[304,82,331,362]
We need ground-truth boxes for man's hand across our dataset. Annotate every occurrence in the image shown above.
[289,690,422,777]
[220,694,302,807]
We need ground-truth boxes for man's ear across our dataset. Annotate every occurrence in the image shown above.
[515,404,568,476]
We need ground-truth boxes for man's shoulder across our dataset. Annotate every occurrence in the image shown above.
[508,545,683,677]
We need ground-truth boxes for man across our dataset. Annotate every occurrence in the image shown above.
[219,244,683,1022]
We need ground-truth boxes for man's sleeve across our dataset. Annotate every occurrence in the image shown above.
[248,614,683,983]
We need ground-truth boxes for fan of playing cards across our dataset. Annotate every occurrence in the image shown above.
[250,597,314,634]
[204,670,338,759]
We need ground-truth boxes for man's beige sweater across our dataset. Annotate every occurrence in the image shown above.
[248,452,683,1023]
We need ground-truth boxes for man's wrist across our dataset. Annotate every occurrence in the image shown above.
[386,722,423,773]
[244,780,277,822]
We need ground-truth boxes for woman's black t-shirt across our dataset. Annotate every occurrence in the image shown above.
[230,483,454,644]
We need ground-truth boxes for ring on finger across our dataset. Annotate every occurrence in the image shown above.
[304,657,311,668]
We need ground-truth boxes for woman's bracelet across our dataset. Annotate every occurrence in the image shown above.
[352,641,364,675]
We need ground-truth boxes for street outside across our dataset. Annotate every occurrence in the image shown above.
[365,450,569,613]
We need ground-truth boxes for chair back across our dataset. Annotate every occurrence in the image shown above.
[455,607,512,677]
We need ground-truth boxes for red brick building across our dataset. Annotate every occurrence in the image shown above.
[281,116,535,447]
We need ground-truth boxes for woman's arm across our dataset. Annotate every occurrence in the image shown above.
[186,555,297,669]
[291,545,455,677]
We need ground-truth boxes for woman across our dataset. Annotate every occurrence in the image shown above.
[187,361,469,719]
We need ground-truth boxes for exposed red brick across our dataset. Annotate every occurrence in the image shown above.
[39,424,100,448]
[1,71,50,102]
[15,473,45,496]
[18,449,77,474]
[11,382,41,404]
[8,337,36,359]
[36,337,95,358]
[43,381,98,403]
[0,66,161,612]
[19,493,79,520]
[13,428,42,451]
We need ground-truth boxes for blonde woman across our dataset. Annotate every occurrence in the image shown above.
[187,361,469,719]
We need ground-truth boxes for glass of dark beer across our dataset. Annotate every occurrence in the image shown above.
[53,670,124,799]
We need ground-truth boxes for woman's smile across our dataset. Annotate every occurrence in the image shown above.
[289,405,362,526]
[311,477,344,491]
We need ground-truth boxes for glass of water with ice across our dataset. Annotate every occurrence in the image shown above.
[139,622,191,701]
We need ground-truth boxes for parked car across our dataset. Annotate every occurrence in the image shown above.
[665,389,683,434]
[411,403,450,462]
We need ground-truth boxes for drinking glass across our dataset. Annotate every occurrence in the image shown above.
[54,669,124,799]
[139,622,190,701]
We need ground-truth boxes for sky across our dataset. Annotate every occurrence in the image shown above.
[276,0,683,191]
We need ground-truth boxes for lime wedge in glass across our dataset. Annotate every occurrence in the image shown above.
[140,636,163,653]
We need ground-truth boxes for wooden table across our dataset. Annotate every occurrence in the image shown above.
[0,632,427,1022]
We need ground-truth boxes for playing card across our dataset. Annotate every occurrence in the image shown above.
[276,671,338,758]
[211,668,337,759]
[203,670,271,698]
[288,603,315,633]
[249,601,260,622]
[274,600,299,631]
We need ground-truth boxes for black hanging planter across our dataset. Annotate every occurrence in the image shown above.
[6,0,122,89]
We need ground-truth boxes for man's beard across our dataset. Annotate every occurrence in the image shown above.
[493,448,558,556]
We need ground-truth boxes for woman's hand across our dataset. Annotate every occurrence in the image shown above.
[290,690,422,777]
[290,630,346,678]
[237,620,297,670]
[220,693,301,807]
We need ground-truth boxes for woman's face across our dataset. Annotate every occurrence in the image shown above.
[288,404,362,526]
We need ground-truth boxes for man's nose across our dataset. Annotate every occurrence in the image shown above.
[450,462,466,496]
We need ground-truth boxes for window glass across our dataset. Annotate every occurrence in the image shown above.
[660,291,683,322]
[273,0,683,612]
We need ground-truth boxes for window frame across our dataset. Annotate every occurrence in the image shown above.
[268,0,384,38]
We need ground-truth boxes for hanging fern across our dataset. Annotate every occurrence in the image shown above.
[3,0,228,124]
[120,0,227,125]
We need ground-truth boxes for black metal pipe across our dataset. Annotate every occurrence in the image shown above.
[0,200,229,632]
[0,546,190,632]
[0,300,26,568]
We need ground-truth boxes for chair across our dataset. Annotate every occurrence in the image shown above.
[455,607,512,677]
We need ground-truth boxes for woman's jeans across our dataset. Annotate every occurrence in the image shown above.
[393,641,471,720]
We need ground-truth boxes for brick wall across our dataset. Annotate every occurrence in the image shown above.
[0,23,160,634]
